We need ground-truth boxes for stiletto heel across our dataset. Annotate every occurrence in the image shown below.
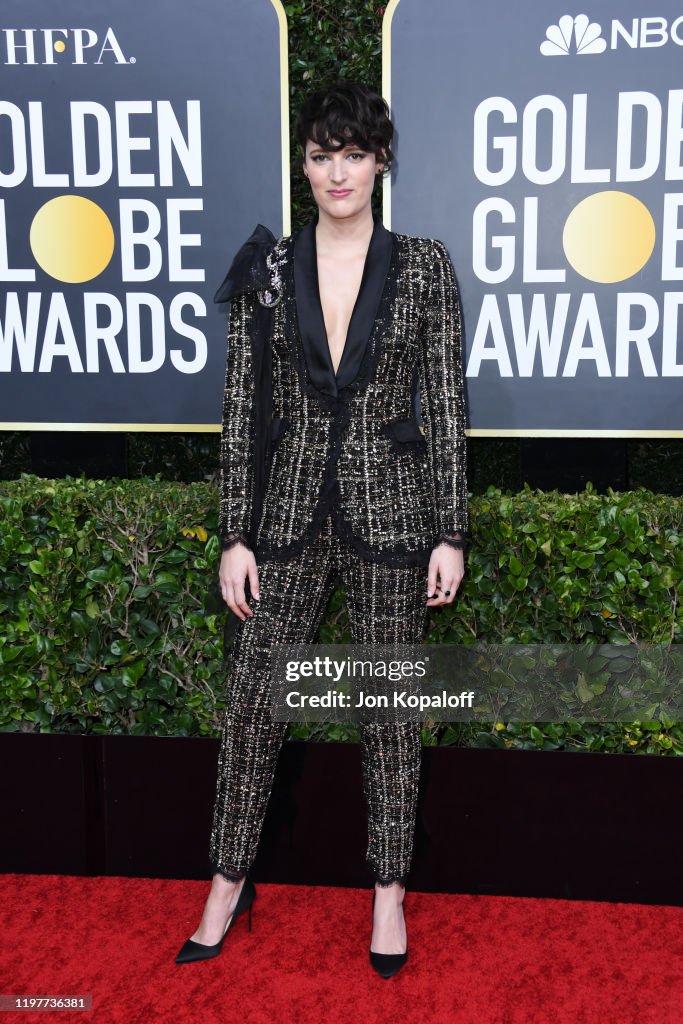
[175,874,256,964]
[369,888,408,979]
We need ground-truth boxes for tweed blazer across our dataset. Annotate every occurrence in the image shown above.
[217,210,469,568]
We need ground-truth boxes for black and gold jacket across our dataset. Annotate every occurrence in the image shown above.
[215,211,469,568]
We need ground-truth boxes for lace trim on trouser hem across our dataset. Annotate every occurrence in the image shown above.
[209,858,247,883]
[373,873,408,888]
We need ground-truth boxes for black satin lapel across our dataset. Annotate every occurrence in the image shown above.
[336,217,392,389]
[294,217,337,398]
[293,212,394,398]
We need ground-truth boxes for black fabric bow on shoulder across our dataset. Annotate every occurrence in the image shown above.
[214,224,279,552]
[213,223,278,304]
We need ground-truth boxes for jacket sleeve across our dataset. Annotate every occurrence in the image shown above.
[217,290,256,552]
[416,238,470,549]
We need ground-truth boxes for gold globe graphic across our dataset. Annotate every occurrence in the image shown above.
[30,195,115,283]
[562,191,655,284]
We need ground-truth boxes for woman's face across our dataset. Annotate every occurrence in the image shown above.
[302,135,383,220]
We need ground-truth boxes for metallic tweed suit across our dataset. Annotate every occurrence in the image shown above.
[208,210,469,887]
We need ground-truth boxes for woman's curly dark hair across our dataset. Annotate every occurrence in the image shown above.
[295,79,394,177]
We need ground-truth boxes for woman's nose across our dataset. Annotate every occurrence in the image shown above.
[329,158,347,183]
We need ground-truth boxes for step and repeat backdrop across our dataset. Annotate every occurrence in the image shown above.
[1,0,680,435]
[386,0,683,435]
[0,0,288,430]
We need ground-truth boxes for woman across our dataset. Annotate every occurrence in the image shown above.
[176,81,469,978]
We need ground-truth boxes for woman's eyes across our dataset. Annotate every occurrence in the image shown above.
[311,152,366,162]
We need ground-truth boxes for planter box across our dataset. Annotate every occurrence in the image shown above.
[1,734,681,905]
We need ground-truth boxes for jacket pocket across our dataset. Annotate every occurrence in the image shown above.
[381,416,427,452]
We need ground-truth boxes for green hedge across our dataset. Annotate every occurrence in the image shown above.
[0,475,681,755]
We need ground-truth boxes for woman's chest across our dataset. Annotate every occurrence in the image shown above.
[318,250,369,373]
[270,237,431,386]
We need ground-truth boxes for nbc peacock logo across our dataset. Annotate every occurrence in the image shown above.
[540,14,607,55]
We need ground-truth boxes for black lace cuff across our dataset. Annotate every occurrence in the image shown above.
[436,530,469,552]
[219,530,253,553]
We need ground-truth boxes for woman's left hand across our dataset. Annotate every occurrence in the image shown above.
[426,544,465,607]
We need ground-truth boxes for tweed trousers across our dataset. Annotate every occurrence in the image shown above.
[208,511,429,888]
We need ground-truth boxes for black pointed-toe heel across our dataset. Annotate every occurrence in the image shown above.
[369,888,408,979]
[175,874,256,964]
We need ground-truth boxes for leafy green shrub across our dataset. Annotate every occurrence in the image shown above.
[0,475,680,755]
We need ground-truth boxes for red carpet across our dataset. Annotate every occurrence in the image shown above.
[1,874,681,1024]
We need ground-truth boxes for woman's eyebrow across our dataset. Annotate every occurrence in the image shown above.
[309,143,360,154]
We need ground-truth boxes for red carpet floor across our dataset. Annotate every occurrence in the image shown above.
[1,874,681,1024]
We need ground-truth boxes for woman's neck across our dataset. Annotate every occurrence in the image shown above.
[314,207,375,255]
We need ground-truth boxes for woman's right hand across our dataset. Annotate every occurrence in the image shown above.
[219,545,260,620]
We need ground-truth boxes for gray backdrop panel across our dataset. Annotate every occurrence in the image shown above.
[0,0,286,427]
[389,0,682,433]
